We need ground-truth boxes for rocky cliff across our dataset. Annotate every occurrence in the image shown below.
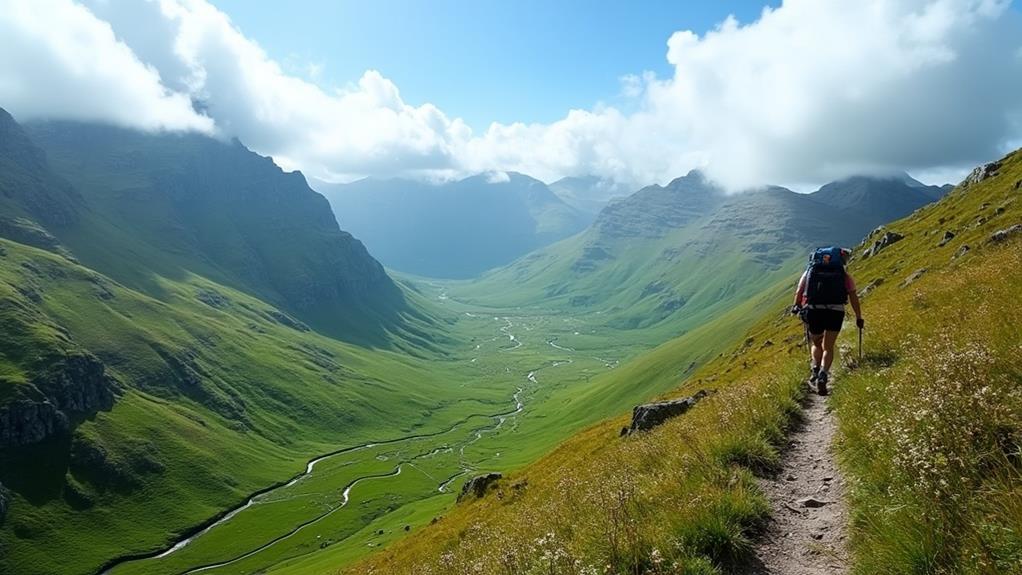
[0,352,116,448]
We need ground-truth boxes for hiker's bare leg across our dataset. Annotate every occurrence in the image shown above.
[822,330,839,371]
[811,333,824,367]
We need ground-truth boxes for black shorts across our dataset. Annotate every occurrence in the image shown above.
[803,309,845,334]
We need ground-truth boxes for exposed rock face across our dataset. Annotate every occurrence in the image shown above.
[900,268,928,288]
[989,224,1022,244]
[458,472,502,502]
[858,278,884,298]
[962,161,1001,187]
[937,230,955,247]
[31,354,116,414]
[861,231,904,259]
[0,353,116,448]
[623,390,708,435]
[0,400,68,447]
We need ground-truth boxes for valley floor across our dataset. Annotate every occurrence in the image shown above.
[99,281,688,575]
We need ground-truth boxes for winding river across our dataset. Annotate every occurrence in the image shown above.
[98,305,580,575]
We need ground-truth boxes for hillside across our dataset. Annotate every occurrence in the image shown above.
[23,121,405,343]
[348,150,1022,575]
[314,172,590,278]
[453,170,945,336]
[0,109,81,254]
[0,112,504,575]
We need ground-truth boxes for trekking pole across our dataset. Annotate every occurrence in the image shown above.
[858,326,863,364]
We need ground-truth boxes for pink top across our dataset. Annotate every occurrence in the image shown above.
[795,270,856,306]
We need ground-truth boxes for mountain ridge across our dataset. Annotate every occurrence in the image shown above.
[22,120,405,342]
[314,171,591,278]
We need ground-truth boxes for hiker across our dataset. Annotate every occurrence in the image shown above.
[790,247,863,394]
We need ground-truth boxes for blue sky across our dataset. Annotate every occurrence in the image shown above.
[208,0,777,130]
[5,0,1020,187]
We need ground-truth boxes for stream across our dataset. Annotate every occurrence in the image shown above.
[98,303,580,575]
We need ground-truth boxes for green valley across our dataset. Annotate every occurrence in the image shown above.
[0,108,1010,575]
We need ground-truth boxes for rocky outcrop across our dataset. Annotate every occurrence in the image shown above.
[900,268,928,288]
[954,244,971,259]
[937,230,955,247]
[31,353,116,414]
[962,161,1001,187]
[0,217,74,259]
[622,390,708,435]
[0,353,117,448]
[988,224,1022,244]
[858,278,884,298]
[0,400,68,447]
[458,472,502,502]
[861,231,904,259]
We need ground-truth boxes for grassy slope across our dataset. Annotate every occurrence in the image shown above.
[0,238,512,575]
[347,151,1022,575]
[453,183,885,345]
[830,154,1022,573]
[23,122,406,345]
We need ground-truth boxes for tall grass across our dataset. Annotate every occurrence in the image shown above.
[833,241,1022,574]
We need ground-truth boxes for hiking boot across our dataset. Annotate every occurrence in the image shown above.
[816,371,829,396]
[809,365,820,384]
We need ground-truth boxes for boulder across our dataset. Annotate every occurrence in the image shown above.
[900,268,928,288]
[623,390,708,435]
[954,244,971,259]
[858,278,884,298]
[458,472,502,502]
[988,224,1022,244]
[861,231,904,259]
[961,161,1001,187]
[937,230,955,247]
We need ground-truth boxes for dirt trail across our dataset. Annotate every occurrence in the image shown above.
[744,391,850,575]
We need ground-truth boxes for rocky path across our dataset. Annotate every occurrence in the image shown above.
[745,391,850,574]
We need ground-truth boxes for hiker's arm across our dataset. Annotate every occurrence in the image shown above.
[849,290,862,319]
[793,272,806,306]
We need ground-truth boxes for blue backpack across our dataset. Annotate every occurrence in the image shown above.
[805,246,848,306]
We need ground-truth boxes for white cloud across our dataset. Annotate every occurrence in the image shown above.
[0,0,212,131]
[2,0,1021,190]
[462,0,1022,189]
[80,0,470,180]
[484,171,511,184]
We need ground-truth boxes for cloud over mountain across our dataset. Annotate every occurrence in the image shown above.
[0,0,213,132]
[2,0,1020,189]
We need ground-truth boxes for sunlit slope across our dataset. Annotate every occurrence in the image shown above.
[453,170,937,337]
[23,121,410,344]
[347,152,1020,575]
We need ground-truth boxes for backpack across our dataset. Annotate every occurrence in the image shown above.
[804,246,848,306]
